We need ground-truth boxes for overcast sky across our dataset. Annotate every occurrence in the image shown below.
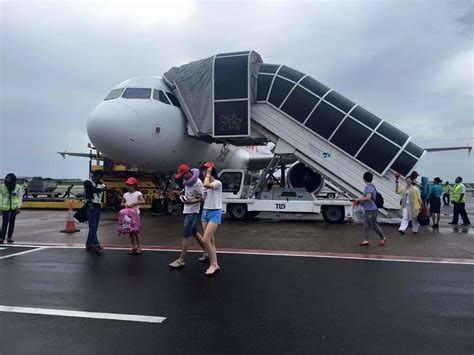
[1,0,473,182]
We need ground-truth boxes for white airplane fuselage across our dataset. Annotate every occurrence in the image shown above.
[87,77,268,173]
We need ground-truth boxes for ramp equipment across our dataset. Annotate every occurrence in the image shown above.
[163,51,425,211]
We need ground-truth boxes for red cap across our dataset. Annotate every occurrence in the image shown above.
[201,162,215,170]
[176,164,190,179]
[125,177,138,185]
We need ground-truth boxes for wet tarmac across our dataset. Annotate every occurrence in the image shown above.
[1,200,473,354]
[1,246,473,354]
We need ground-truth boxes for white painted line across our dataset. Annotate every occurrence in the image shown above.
[8,243,474,265]
[0,247,48,260]
[0,248,6,251]
[0,305,166,324]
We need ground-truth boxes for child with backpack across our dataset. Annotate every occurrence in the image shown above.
[118,177,145,255]
[354,172,386,247]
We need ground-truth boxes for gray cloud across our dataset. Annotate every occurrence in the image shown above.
[1,0,473,181]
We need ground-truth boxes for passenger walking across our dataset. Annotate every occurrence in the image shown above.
[354,172,386,247]
[120,177,145,255]
[449,176,471,226]
[83,171,107,252]
[396,176,422,234]
[169,164,208,269]
[442,181,451,206]
[428,177,443,228]
[1,173,23,244]
[22,180,29,199]
[200,162,223,276]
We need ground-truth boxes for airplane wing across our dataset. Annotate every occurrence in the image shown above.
[57,151,105,159]
[424,146,472,154]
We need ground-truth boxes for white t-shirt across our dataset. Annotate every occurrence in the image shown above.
[183,179,204,214]
[123,191,143,214]
[203,180,222,210]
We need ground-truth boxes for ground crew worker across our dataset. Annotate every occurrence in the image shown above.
[1,173,23,244]
[442,181,451,206]
[22,179,29,198]
[84,171,107,252]
[449,176,471,226]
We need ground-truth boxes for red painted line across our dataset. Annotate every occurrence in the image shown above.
[10,241,474,265]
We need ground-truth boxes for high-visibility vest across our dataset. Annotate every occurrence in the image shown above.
[1,184,20,211]
[443,184,451,194]
[452,183,466,203]
[86,180,104,205]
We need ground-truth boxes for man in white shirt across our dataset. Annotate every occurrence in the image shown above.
[169,164,208,269]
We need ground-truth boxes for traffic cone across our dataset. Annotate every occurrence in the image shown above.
[60,203,80,233]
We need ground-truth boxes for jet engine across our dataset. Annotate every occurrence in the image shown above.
[287,163,324,194]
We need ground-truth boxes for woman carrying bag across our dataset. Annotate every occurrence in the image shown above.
[396,176,422,235]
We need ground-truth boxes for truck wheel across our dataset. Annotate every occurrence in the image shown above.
[228,204,250,221]
[322,206,345,224]
[163,199,173,215]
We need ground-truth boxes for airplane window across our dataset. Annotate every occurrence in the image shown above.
[122,88,152,99]
[153,90,170,105]
[166,92,181,107]
[104,88,124,101]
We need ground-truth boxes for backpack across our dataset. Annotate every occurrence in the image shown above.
[117,208,140,235]
[371,186,384,209]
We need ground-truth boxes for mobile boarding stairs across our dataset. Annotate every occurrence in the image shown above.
[163,50,426,215]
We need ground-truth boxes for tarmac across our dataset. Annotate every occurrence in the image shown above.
[1,200,473,354]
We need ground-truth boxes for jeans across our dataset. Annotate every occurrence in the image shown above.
[363,210,385,241]
[86,205,101,247]
[1,210,17,240]
[452,202,471,225]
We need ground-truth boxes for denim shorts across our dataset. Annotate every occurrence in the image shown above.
[201,209,222,225]
[183,213,199,237]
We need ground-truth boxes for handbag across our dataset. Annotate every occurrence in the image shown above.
[417,211,430,226]
[74,204,89,223]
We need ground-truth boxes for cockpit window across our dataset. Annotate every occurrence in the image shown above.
[166,92,181,107]
[122,88,152,99]
[104,88,124,101]
[153,90,171,105]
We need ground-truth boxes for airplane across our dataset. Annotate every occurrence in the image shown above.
[87,76,278,173]
[84,75,472,195]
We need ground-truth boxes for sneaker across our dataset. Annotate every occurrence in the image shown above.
[0,239,4,244]
[7,239,14,244]
[448,222,458,225]
[169,259,185,269]
[461,223,471,226]
[198,253,210,263]
[399,230,405,235]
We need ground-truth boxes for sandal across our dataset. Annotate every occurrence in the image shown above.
[358,241,369,247]
[205,265,220,276]
[378,239,387,247]
[169,259,185,268]
[128,248,136,255]
[134,249,142,255]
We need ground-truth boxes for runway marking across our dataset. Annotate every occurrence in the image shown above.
[9,242,474,265]
[0,247,48,260]
[0,305,166,324]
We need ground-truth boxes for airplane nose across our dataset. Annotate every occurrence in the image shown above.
[87,101,139,161]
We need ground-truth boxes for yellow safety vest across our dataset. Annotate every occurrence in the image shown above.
[1,184,20,211]
[452,183,466,203]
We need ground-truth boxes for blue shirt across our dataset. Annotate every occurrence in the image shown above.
[428,184,443,199]
[362,184,378,211]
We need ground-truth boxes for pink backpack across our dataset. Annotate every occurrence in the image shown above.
[117,208,140,235]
